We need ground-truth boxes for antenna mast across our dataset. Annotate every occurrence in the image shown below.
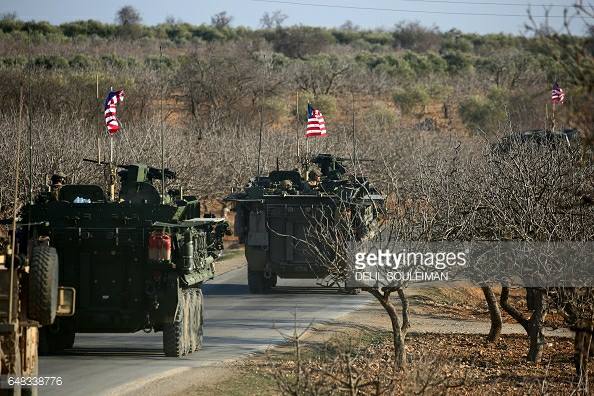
[351,92,357,178]
[160,45,165,204]
[28,77,33,204]
[9,87,24,325]
[256,54,267,177]
[296,92,300,160]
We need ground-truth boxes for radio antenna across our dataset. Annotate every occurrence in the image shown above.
[160,44,165,204]
[8,87,24,325]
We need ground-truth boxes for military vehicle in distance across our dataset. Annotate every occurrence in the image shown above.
[23,162,228,357]
[227,154,384,294]
[0,230,75,395]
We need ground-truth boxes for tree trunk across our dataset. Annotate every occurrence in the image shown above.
[370,289,406,371]
[574,319,593,380]
[481,285,502,342]
[397,288,410,337]
[526,289,546,363]
[500,286,546,363]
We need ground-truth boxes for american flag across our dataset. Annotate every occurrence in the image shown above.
[551,82,565,104]
[104,90,125,135]
[305,103,327,138]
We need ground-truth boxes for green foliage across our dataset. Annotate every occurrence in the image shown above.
[268,27,335,58]
[366,101,397,126]
[393,86,430,115]
[100,54,137,69]
[0,56,26,68]
[30,55,69,70]
[145,55,175,70]
[442,36,473,53]
[263,96,288,124]
[295,93,337,120]
[393,21,441,52]
[458,87,509,133]
[69,54,95,69]
[60,20,116,37]
[441,51,474,74]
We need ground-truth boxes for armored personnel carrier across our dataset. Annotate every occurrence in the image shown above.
[227,154,384,293]
[23,162,228,357]
[0,230,75,395]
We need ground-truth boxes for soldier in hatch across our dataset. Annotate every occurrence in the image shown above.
[50,172,67,201]
[307,169,321,188]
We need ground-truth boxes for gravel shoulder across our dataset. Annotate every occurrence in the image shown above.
[172,285,574,396]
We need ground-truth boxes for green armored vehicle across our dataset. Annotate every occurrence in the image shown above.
[227,154,384,293]
[23,163,228,357]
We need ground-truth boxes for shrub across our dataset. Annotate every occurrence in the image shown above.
[366,101,397,126]
[393,86,430,115]
[294,93,337,120]
[69,54,95,69]
[441,51,473,74]
[31,55,69,70]
[458,88,508,133]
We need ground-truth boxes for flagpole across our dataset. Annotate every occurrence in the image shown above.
[545,103,548,132]
[109,85,115,201]
[97,74,101,164]
[306,101,310,161]
[552,102,556,132]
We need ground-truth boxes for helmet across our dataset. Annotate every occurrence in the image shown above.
[51,172,66,185]
[280,179,293,190]
[308,169,321,181]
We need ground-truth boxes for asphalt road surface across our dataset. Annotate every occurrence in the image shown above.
[38,266,369,395]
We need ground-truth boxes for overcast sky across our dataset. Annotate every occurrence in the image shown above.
[0,0,587,35]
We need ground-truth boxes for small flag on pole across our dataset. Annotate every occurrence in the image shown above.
[104,90,125,135]
[305,103,327,138]
[551,82,565,104]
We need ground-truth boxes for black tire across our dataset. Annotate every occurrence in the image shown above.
[28,246,59,326]
[194,288,203,351]
[187,288,204,353]
[38,320,75,355]
[187,289,197,353]
[163,290,187,357]
[247,270,270,294]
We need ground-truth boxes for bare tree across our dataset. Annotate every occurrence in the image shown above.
[0,12,17,21]
[211,11,232,29]
[260,10,287,29]
[116,5,142,26]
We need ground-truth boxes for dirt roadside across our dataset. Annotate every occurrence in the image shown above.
[137,280,574,396]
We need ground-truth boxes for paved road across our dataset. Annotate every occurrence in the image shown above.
[38,266,369,395]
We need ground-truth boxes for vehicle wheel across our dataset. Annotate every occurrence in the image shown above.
[195,288,203,351]
[28,246,59,326]
[187,289,197,353]
[163,290,187,357]
[38,321,75,355]
[247,270,270,294]
[268,273,278,288]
